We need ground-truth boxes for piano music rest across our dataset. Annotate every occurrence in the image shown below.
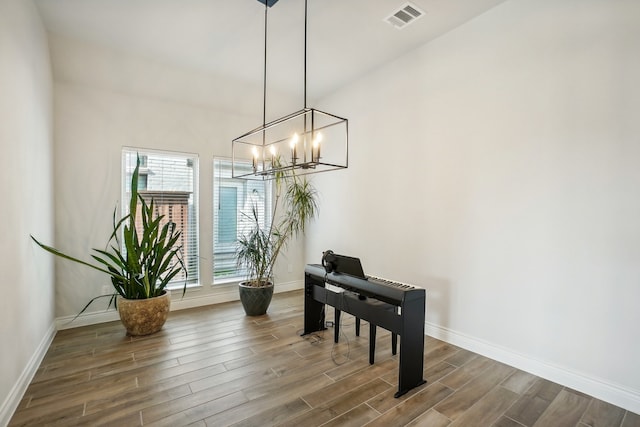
[303,264,426,398]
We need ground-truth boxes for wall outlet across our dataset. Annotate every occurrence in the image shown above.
[287,263,293,273]
[101,285,111,295]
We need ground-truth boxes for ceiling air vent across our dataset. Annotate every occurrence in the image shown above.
[384,2,425,29]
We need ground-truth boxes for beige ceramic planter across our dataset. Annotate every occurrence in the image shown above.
[117,290,171,336]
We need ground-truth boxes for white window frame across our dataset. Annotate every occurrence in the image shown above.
[122,147,200,287]
[213,158,272,283]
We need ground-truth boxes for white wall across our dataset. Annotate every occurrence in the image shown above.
[50,36,306,320]
[307,0,640,412]
[0,0,55,424]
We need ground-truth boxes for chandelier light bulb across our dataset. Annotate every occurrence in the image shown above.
[290,133,299,163]
[312,132,322,162]
[252,147,259,171]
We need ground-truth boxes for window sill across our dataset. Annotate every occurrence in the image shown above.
[167,282,202,292]
[212,277,245,286]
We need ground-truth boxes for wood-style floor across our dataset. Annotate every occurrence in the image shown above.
[9,290,640,427]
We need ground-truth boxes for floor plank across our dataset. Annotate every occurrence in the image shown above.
[493,416,527,427]
[282,378,390,427]
[434,361,515,420]
[448,386,519,427]
[365,382,454,426]
[406,408,452,427]
[532,388,591,427]
[229,397,311,427]
[621,411,640,427]
[504,377,564,426]
[581,398,627,427]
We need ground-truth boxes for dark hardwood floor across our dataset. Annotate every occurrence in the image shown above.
[9,290,640,426]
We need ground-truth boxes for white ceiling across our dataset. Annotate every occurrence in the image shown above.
[35,0,507,102]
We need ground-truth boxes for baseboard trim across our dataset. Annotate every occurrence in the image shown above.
[425,322,640,414]
[0,322,56,427]
[55,280,304,330]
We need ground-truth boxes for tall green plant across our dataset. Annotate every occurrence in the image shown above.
[31,155,186,314]
[236,168,318,286]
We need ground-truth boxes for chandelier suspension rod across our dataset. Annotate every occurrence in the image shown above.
[304,0,307,109]
[262,1,268,130]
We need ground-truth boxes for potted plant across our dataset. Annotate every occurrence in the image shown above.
[236,169,318,316]
[31,155,186,335]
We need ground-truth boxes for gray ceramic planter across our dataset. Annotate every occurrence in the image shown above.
[238,281,274,316]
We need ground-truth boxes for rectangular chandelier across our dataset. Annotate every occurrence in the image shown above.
[232,107,348,180]
[232,0,348,180]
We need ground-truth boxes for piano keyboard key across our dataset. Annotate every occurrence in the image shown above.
[367,274,416,290]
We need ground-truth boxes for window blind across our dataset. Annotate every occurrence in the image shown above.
[213,158,271,282]
[122,148,199,285]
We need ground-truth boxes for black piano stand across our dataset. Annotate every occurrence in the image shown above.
[304,272,426,398]
[334,308,398,365]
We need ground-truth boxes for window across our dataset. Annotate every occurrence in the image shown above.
[122,148,199,285]
[213,158,271,282]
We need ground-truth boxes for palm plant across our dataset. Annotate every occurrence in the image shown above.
[31,155,186,314]
[236,169,318,287]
